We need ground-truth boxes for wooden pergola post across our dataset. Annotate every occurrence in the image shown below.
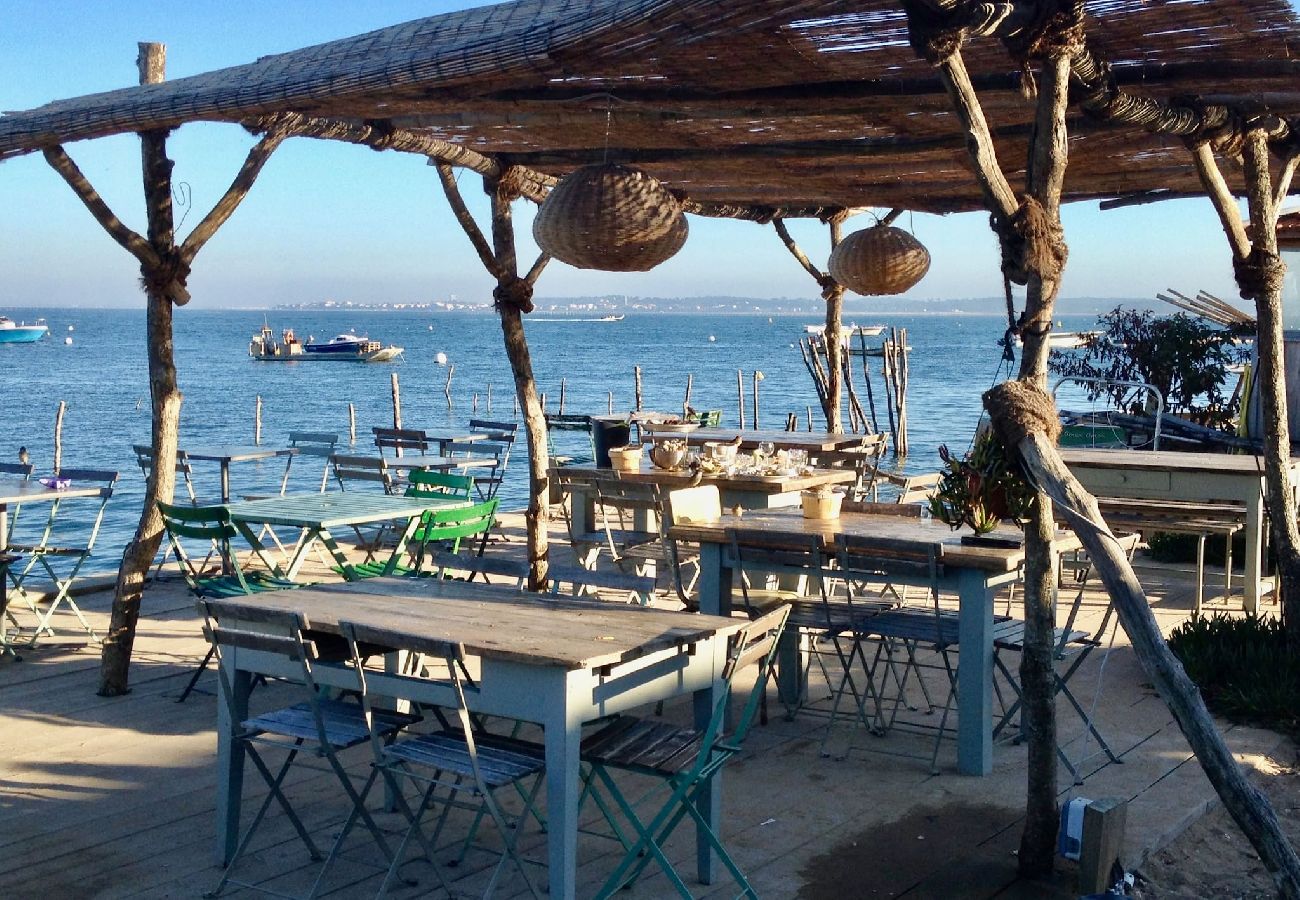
[773,215,849,432]
[907,1,1300,889]
[1192,135,1300,637]
[39,43,292,695]
[435,163,552,589]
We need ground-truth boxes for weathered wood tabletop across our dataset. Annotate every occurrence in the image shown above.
[671,507,1080,573]
[647,427,875,452]
[209,575,741,671]
[557,461,855,495]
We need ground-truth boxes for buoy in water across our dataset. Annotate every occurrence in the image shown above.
[435,351,448,365]
[64,337,73,345]
[67,325,75,332]
[427,325,433,331]
[708,335,716,342]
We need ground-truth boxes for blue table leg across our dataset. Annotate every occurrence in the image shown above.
[543,669,582,900]
[956,568,994,775]
[215,653,251,865]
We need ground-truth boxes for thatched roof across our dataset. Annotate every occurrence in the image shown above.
[2,0,1298,214]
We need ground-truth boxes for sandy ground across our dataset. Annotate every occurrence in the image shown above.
[1135,745,1300,899]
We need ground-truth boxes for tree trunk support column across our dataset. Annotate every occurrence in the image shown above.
[42,44,291,694]
[984,383,1300,897]
[1192,136,1300,629]
[773,215,850,432]
[434,162,551,590]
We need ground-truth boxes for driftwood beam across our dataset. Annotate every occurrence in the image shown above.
[1191,143,1251,259]
[937,52,1019,222]
[180,121,292,263]
[1015,431,1300,898]
[771,217,827,283]
[435,162,503,279]
[42,146,160,269]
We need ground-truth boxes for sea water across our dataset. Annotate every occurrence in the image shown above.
[0,307,1098,573]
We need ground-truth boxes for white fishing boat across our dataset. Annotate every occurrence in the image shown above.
[0,316,49,343]
[802,322,886,337]
[1016,330,1100,350]
[249,325,403,362]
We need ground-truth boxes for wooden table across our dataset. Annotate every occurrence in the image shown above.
[224,492,468,580]
[0,476,106,656]
[672,508,1079,776]
[209,578,743,899]
[382,452,499,473]
[1060,448,1298,612]
[556,461,855,539]
[183,445,297,504]
[644,427,876,453]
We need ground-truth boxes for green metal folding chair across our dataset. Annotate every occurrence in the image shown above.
[405,469,474,502]
[345,498,498,580]
[158,500,305,703]
[339,619,546,899]
[8,468,119,645]
[581,605,789,899]
[201,601,419,899]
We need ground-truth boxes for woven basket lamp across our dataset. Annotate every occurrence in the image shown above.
[533,164,688,271]
[828,223,931,295]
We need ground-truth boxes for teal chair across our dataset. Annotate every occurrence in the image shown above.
[405,469,474,501]
[158,501,304,702]
[580,606,789,899]
[346,498,498,579]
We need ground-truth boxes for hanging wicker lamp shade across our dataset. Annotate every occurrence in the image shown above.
[533,164,688,272]
[828,223,931,295]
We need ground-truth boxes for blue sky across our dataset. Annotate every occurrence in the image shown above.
[0,1,1290,310]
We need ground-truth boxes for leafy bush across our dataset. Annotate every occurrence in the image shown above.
[1048,308,1248,430]
[1167,613,1300,734]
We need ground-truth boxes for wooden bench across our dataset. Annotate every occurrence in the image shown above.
[1091,497,1248,614]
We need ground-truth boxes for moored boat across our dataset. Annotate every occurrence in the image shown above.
[802,322,886,337]
[0,316,49,343]
[249,325,403,362]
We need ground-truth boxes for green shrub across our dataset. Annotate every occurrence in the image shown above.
[1167,613,1300,734]
[1146,531,1246,568]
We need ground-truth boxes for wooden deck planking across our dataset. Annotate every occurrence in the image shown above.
[1,510,1291,898]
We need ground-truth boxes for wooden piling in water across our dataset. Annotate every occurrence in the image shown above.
[736,369,745,429]
[752,370,763,429]
[254,395,262,444]
[607,392,614,415]
[391,372,402,428]
[634,366,643,411]
[444,364,454,408]
[53,400,66,474]
[348,403,356,444]
[559,378,567,414]
[473,393,479,413]
[683,374,693,416]
[486,383,492,414]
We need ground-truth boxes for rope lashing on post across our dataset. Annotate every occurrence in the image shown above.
[901,0,1015,64]
[983,380,1062,452]
[493,276,535,314]
[139,251,191,306]
[491,165,532,203]
[818,275,841,300]
[1234,247,1288,303]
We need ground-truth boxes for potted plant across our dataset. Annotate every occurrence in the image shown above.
[929,432,1034,535]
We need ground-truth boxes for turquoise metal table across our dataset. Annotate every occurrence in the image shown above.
[183,445,297,504]
[209,578,743,899]
[672,509,1078,776]
[0,476,106,657]
[225,492,468,580]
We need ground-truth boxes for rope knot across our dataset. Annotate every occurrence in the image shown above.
[992,196,1068,286]
[139,252,191,305]
[491,166,530,202]
[1234,246,1287,302]
[901,0,968,64]
[1003,0,1086,64]
[983,380,1061,450]
[364,120,400,152]
[493,277,535,314]
[818,275,841,299]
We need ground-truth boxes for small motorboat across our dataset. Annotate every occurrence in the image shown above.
[0,316,49,343]
[250,325,403,362]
